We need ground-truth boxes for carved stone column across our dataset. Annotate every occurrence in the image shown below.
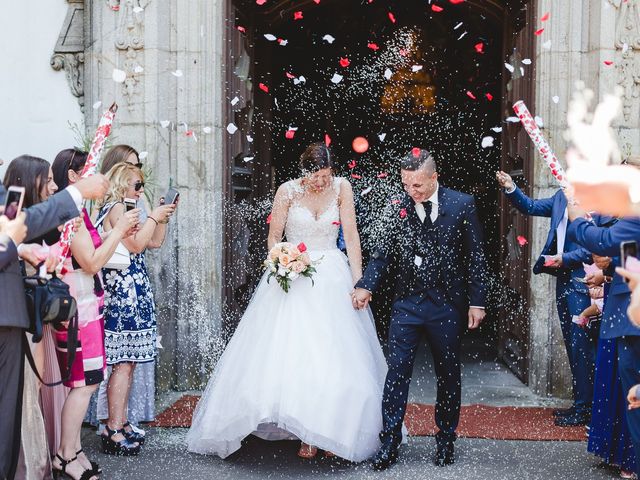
[51,0,85,110]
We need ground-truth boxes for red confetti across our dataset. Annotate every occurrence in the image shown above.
[474,42,484,54]
[377,172,388,179]
[399,48,408,56]
[266,213,272,224]
[486,93,494,101]
[313,0,321,3]
[285,129,296,139]
[111,4,120,11]
[534,28,544,36]
[368,42,380,51]
[285,72,295,79]
[399,208,407,219]
[388,12,396,23]
[185,130,194,137]
[297,242,307,253]
[391,199,401,205]
[517,235,528,246]
[339,57,351,68]
[332,221,341,226]
[466,91,477,100]
[412,147,421,158]
[431,4,444,12]
[259,83,269,93]
[256,0,266,4]
[348,160,357,169]
[277,38,285,44]
[351,174,362,180]
[324,134,331,146]
[294,11,303,20]
[449,0,465,3]
[541,12,550,21]
[604,60,614,66]
[237,26,246,33]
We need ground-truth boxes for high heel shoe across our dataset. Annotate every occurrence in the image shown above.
[123,421,146,445]
[297,443,318,459]
[76,449,101,475]
[52,453,96,480]
[101,425,141,456]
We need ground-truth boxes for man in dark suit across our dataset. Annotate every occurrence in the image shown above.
[353,149,487,470]
[496,171,596,427]
[566,204,640,478]
[0,174,109,480]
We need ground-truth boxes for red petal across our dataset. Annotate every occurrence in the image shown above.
[391,199,401,205]
[449,0,465,3]
[431,4,444,12]
[474,42,484,54]
[294,11,303,20]
[256,0,266,4]
[377,172,388,178]
[534,28,544,36]
[285,129,296,139]
[516,235,528,246]
[313,0,321,3]
[339,57,350,67]
[540,12,550,21]
[351,174,362,179]
[412,147,421,158]
[348,160,357,169]
[466,91,477,100]
[332,221,341,226]
[399,208,407,219]
[237,26,246,33]
[485,93,494,101]
[368,42,380,51]
[325,134,332,146]
[604,60,614,66]
[285,72,295,79]
[399,48,408,56]
[266,213,272,224]
[259,83,269,93]
[297,242,307,252]
[388,12,396,23]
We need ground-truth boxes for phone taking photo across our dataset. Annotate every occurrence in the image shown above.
[621,240,638,283]
[3,186,25,220]
[165,187,180,205]
[124,198,137,213]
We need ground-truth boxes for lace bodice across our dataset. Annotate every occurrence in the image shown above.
[284,178,341,251]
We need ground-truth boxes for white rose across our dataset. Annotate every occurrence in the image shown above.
[277,266,288,277]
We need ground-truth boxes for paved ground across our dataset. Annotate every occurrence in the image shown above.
[82,339,618,479]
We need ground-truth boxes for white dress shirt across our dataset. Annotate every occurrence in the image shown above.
[414,183,439,223]
[556,208,568,255]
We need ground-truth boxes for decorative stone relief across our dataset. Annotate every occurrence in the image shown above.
[610,0,640,122]
[50,0,85,110]
[107,0,150,110]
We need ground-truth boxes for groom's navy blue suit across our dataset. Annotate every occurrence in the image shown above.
[356,185,487,447]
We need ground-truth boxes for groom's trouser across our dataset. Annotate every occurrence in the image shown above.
[380,294,463,447]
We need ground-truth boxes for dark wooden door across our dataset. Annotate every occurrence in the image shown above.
[498,0,536,381]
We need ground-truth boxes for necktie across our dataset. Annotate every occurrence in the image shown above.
[423,201,433,225]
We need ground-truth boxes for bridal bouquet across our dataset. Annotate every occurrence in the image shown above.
[264,242,319,293]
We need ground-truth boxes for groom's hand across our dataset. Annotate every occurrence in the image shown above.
[352,288,372,310]
[468,307,486,330]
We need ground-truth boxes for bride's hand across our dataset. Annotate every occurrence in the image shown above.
[351,288,372,310]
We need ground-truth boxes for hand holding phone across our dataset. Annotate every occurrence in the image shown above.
[621,241,638,283]
[124,198,137,213]
[165,188,180,205]
[3,186,25,221]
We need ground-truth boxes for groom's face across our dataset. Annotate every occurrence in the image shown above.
[401,167,438,204]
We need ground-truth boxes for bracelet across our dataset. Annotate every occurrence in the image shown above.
[148,216,159,226]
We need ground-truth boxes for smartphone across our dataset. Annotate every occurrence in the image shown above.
[621,240,638,283]
[165,187,180,205]
[124,198,137,213]
[572,277,588,284]
[3,186,25,220]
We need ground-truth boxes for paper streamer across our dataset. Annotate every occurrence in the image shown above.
[513,100,568,187]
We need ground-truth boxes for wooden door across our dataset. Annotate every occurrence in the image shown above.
[498,0,536,382]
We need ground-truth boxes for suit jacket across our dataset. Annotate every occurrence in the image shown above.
[0,186,80,329]
[356,186,487,313]
[506,186,591,283]
[567,216,640,339]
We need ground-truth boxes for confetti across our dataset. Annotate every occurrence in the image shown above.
[138,151,148,160]
[604,60,614,66]
[202,126,212,134]
[504,63,515,73]
[172,70,183,77]
[351,174,362,179]
[552,96,560,104]
[360,187,373,196]
[412,65,423,72]
[378,133,387,141]
[534,28,545,36]
[368,42,380,51]
[534,116,544,128]
[112,68,126,83]
[322,34,335,43]
[266,213,272,224]
[226,123,238,134]
[481,136,494,149]
[293,11,303,20]
[466,91,477,100]
[339,57,351,68]
[454,22,463,30]
[384,68,393,80]
[92,101,102,110]
[412,147,421,157]
[540,12,550,21]
[264,34,277,41]
[237,26,246,33]
[399,208,407,219]
[285,128,297,139]
[256,0,266,4]
[231,96,240,106]
[247,135,254,143]
[388,12,396,23]
[517,235,528,246]
[325,134,331,146]
[491,127,503,133]
[506,116,520,123]
[522,58,532,65]
[348,160,357,169]
[259,83,269,93]
[160,120,171,129]
[431,5,444,12]
[475,42,484,54]
[134,65,144,73]
[331,73,343,84]
[449,0,465,3]
[486,93,494,101]
[542,40,552,50]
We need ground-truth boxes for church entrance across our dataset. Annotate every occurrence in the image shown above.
[222,0,536,383]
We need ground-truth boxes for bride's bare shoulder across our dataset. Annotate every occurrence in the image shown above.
[276,179,303,198]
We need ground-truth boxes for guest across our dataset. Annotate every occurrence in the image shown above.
[496,171,596,426]
[49,149,140,476]
[0,165,108,480]
[98,163,175,455]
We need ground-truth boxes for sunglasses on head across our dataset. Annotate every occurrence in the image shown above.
[133,162,143,169]
[133,181,145,191]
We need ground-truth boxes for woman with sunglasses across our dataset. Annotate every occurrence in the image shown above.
[97,163,174,455]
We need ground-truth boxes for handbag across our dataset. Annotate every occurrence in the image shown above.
[95,202,131,270]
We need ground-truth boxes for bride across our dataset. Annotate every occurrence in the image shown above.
[186,142,387,461]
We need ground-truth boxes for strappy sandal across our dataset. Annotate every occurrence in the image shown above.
[123,421,146,445]
[297,443,318,459]
[76,448,101,475]
[52,453,97,480]
[101,425,141,456]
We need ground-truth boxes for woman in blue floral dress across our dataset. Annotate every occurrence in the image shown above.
[97,163,175,455]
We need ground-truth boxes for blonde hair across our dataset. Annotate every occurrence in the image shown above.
[101,163,144,206]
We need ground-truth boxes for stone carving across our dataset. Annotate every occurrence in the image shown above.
[609,0,640,122]
[108,0,150,109]
[50,0,85,110]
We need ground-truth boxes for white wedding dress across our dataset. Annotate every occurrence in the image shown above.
[186,177,387,462]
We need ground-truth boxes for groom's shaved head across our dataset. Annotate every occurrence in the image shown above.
[400,148,437,174]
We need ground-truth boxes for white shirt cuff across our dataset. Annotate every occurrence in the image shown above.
[17,243,26,254]
[65,185,84,212]
[505,185,516,194]
[470,306,485,309]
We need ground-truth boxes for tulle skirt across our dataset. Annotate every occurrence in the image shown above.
[186,249,387,462]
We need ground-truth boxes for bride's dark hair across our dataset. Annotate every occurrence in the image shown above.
[299,142,334,173]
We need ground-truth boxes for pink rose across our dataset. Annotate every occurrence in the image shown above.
[279,253,292,266]
[300,253,311,266]
[291,261,306,274]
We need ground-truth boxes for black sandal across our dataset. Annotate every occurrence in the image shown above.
[52,453,97,480]
[76,448,101,475]
[101,425,141,456]
[123,421,146,445]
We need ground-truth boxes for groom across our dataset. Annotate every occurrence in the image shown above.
[353,148,487,471]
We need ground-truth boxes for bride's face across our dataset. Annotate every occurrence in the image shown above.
[305,168,332,192]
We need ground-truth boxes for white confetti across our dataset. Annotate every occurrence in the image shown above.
[535,116,544,128]
[454,22,463,30]
[138,151,148,160]
[231,96,240,106]
[279,40,288,46]
[92,101,102,110]
[243,156,254,163]
[112,68,127,83]
[378,133,387,141]
[520,66,525,76]
[134,65,144,74]
[331,73,343,84]
[542,40,552,50]
[323,34,335,44]
[623,42,630,54]
[552,95,560,104]
[172,70,183,77]
[360,186,373,196]
[522,58,532,65]
[264,34,277,41]
[504,63,515,73]
[226,123,238,134]
[412,65,423,72]
[384,68,393,80]
[481,136,495,149]
[133,6,144,13]
[506,116,521,123]
[491,127,503,133]
[202,126,212,134]
[293,76,307,85]
[160,120,171,129]
[247,135,254,143]
[457,31,468,40]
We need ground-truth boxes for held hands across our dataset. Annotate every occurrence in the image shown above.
[468,307,485,330]
[495,171,515,191]
[19,244,58,273]
[351,288,372,310]
[74,174,110,200]
[593,254,611,271]
[0,213,27,245]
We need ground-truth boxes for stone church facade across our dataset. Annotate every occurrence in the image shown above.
[44,0,640,397]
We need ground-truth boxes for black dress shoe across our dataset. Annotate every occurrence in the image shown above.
[371,444,398,471]
[434,441,455,467]
[553,406,577,418]
[554,410,591,427]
